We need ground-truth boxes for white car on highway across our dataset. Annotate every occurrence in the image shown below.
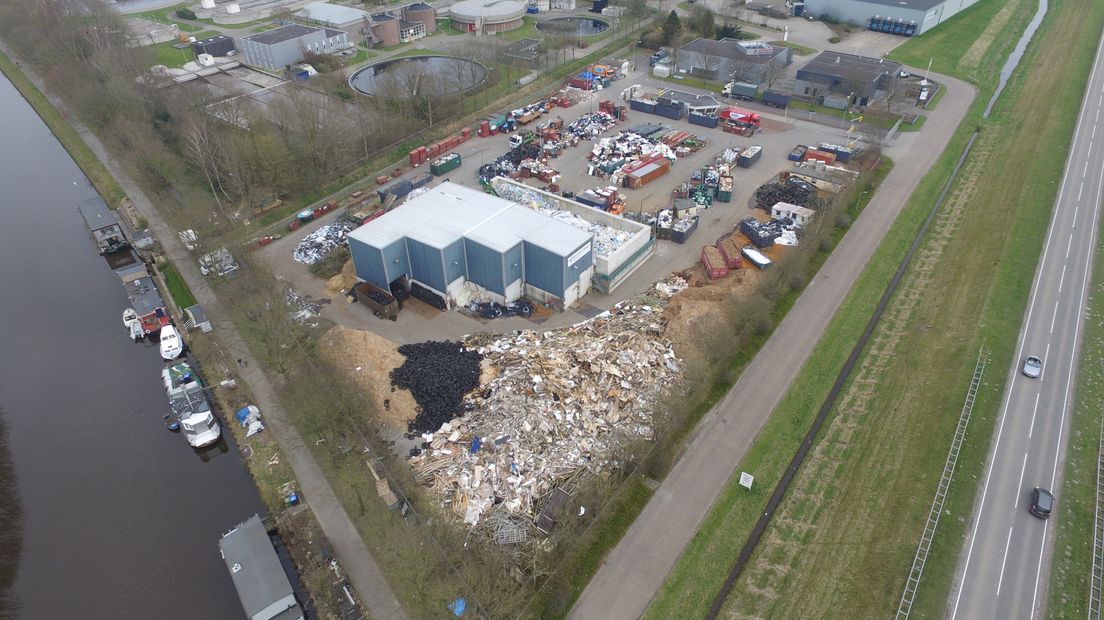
[1022,355,1043,378]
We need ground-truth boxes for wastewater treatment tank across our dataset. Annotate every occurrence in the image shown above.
[348,56,489,97]
[536,16,609,36]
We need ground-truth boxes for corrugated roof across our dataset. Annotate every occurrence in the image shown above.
[678,37,784,64]
[77,196,117,231]
[294,1,369,25]
[799,51,902,84]
[219,515,303,620]
[848,0,946,10]
[348,182,591,256]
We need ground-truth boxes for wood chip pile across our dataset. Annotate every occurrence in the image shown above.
[409,277,688,527]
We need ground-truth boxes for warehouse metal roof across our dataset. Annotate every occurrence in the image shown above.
[348,182,591,256]
[219,514,303,620]
[294,2,369,25]
[799,51,902,84]
[243,24,321,46]
[846,0,946,10]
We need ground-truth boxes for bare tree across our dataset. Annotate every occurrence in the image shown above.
[762,59,784,90]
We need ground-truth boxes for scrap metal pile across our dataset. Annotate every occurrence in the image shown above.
[391,341,484,434]
[754,181,812,211]
[587,131,677,179]
[493,181,633,258]
[409,278,685,526]
[566,112,618,141]
[478,142,543,183]
[291,220,359,265]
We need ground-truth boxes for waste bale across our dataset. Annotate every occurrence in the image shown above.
[391,341,483,433]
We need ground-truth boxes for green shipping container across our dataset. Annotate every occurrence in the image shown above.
[431,153,462,176]
[716,190,732,203]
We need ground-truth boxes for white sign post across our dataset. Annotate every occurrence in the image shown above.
[739,472,754,490]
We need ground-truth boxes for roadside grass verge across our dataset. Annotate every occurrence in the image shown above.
[1047,175,1104,615]
[158,260,198,310]
[0,50,126,205]
[646,0,1099,616]
[768,40,816,55]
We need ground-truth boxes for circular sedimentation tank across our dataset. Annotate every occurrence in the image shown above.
[348,56,489,98]
[535,16,610,36]
[449,0,527,33]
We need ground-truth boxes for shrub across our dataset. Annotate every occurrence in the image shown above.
[176,8,197,19]
[829,35,842,43]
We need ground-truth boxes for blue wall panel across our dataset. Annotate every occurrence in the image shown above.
[348,237,387,289]
[406,238,445,293]
[523,242,565,297]
[464,238,505,295]
[562,241,593,292]
[443,239,466,287]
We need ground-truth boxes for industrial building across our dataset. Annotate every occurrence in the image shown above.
[364,4,434,47]
[348,182,595,308]
[190,34,236,57]
[293,1,369,30]
[239,24,349,71]
[449,0,527,35]
[218,514,304,620]
[794,51,902,106]
[675,38,792,86]
[802,0,981,36]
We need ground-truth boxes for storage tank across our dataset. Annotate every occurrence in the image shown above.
[403,2,437,33]
[450,0,526,34]
[371,14,401,47]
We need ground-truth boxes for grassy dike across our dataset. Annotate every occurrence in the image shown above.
[643,0,1104,616]
[1047,182,1104,613]
[0,49,125,206]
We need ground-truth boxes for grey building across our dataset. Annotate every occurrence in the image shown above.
[239,24,349,71]
[794,51,902,105]
[347,182,595,308]
[77,196,128,254]
[219,514,304,620]
[803,0,981,36]
[191,34,236,57]
[675,38,792,86]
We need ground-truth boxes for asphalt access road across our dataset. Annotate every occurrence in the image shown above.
[568,70,976,620]
[950,30,1104,620]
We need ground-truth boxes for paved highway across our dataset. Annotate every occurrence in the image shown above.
[951,32,1104,620]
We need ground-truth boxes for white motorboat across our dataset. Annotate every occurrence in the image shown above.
[123,308,138,328]
[128,320,144,342]
[162,361,221,448]
[159,325,184,360]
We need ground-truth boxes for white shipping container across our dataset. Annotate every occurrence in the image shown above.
[652,65,671,78]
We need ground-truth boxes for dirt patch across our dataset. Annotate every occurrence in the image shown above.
[316,325,417,431]
[325,259,356,297]
[759,117,795,134]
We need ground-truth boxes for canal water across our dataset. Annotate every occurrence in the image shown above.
[0,74,264,617]
[984,0,1048,118]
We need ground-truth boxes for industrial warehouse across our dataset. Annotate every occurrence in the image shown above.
[348,182,599,309]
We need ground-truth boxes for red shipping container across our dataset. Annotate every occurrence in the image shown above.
[478,120,490,137]
[462,127,472,140]
[717,238,743,269]
[451,135,461,147]
[418,146,428,162]
[409,149,420,167]
[701,245,728,280]
[313,207,323,218]
[803,149,837,165]
[287,220,301,231]
[376,175,390,186]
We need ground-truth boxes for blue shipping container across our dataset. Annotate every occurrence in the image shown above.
[688,113,718,128]
[629,99,656,114]
[654,104,682,120]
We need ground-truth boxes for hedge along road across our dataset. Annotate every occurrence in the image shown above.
[0,41,409,620]
[568,73,977,620]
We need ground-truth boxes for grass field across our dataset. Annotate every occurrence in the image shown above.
[158,261,198,310]
[498,16,540,42]
[646,0,1104,616]
[1047,211,1104,618]
[148,31,220,68]
[132,3,204,33]
[768,40,816,56]
[0,50,126,206]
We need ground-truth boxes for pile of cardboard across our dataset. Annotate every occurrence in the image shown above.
[409,278,686,527]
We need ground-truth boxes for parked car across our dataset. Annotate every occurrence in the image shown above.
[1022,355,1043,378]
[1029,487,1054,519]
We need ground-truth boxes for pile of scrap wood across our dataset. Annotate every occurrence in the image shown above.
[408,277,686,528]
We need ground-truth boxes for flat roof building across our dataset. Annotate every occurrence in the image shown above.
[78,196,128,254]
[294,1,370,29]
[348,182,594,308]
[795,51,902,105]
[219,515,304,620]
[803,0,981,36]
[450,0,526,35]
[675,38,792,85]
[239,24,349,71]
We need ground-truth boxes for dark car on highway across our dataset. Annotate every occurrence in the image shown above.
[1029,487,1055,519]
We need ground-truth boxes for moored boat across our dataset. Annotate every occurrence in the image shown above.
[159,325,184,360]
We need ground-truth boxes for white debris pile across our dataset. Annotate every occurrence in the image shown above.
[493,181,633,258]
[718,147,742,164]
[292,220,358,265]
[409,286,685,526]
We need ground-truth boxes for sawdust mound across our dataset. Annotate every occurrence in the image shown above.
[325,259,357,296]
[316,325,417,431]
[663,270,747,356]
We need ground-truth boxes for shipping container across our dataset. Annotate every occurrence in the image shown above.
[478,120,491,137]
[740,217,781,248]
[462,127,472,140]
[717,237,743,269]
[352,281,398,321]
[652,65,671,78]
[670,216,698,243]
[788,144,808,162]
[688,112,719,128]
[410,172,433,189]
[701,245,728,280]
[430,153,462,176]
[738,145,762,168]
[624,159,670,189]
[742,245,773,269]
[762,90,791,108]
[716,174,733,202]
[629,99,656,114]
[724,81,758,100]
[803,149,837,165]
[377,178,413,202]
[654,103,682,120]
[817,142,854,162]
[409,149,421,167]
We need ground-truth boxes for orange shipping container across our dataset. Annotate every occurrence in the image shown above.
[717,238,743,269]
[803,149,837,165]
[701,245,728,280]
[409,149,420,167]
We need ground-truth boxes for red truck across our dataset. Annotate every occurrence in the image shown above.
[719,107,761,129]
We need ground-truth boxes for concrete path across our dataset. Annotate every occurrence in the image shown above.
[0,43,407,620]
[569,70,976,620]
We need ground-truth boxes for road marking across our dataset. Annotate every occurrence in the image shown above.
[1045,343,1051,371]
[996,525,1015,596]
[1095,124,1099,139]
[1016,452,1029,506]
[1091,141,1096,158]
[952,41,1104,619]
[1074,205,1080,223]
[1059,264,1067,293]
[1079,181,1085,202]
[1031,521,1050,619]
[1029,393,1040,438]
[1067,233,1074,258]
[1050,299,1059,333]
[1085,161,1090,178]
